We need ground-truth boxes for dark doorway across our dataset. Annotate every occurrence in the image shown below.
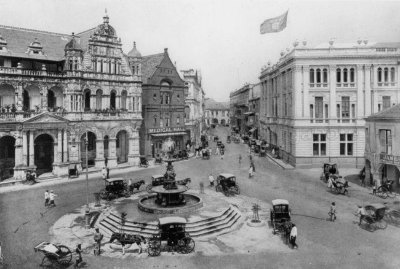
[23,90,30,111]
[0,136,15,180]
[84,90,91,111]
[110,91,116,110]
[34,134,54,174]
[47,90,55,110]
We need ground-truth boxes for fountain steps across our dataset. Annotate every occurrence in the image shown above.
[97,205,242,238]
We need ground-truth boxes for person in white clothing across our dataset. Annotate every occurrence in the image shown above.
[290,224,298,249]
[44,190,50,207]
[208,173,215,186]
[49,190,57,207]
[102,167,107,180]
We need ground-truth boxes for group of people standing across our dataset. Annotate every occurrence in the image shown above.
[44,190,57,207]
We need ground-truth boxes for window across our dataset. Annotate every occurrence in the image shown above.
[166,117,170,127]
[165,94,170,105]
[153,116,157,126]
[336,68,341,83]
[96,89,102,110]
[316,69,321,83]
[378,104,381,112]
[350,68,355,83]
[309,69,315,84]
[177,116,180,125]
[313,134,326,156]
[160,94,163,104]
[340,134,353,156]
[336,104,340,123]
[383,96,391,110]
[390,67,396,84]
[315,97,323,123]
[160,116,163,127]
[384,68,389,83]
[378,68,382,84]
[0,58,4,66]
[121,90,127,110]
[343,68,348,83]
[323,69,328,83]
[379,129,392,154]
[351,104,355,122]
[325,104,328,122]
[341,96,350,122]
[310,104,314,123]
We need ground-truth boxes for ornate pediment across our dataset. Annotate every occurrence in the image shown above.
[24,112,69,124]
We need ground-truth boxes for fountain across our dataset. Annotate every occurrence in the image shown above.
[138,161,203,214]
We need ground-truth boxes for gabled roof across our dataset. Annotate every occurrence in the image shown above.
[141,53,164,83]
[367,104,400,121]
[0,24,73,61]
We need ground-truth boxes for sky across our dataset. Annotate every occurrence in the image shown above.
[1,0,400,101]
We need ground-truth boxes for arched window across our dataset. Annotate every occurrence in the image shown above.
[378,67,382,82]
[384,67,389,82]
[391,67,396,83]
[350,68,355,83]
[110,90,116,110]
[121,90,127,110]
[96,89,102,110]
[336,68,341,83]
[47,90,55,109]
[176,115,180,125]
[316,69,321,83]
[153,115,157,126]
[343,68,348,83]
[310,104,314,123]
[165,94,170,104]
[84,89,91,111]
[309,69,315,84]
[323,69,328,83]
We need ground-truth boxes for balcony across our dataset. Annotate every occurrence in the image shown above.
[379,153,400,166]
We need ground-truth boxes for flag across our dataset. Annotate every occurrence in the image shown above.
[260,10,288,34]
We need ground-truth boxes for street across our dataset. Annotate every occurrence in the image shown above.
[1,126,400,269]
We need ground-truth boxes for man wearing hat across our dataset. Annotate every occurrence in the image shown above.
[93,228,103,255]
[49,190,57,207]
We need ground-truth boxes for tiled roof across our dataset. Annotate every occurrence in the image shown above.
[205,98,229,110]
[367,104,400,120]
[141,53,164,83]
[0,24,73,61]
[372,42,400,48]
[76,27,96,52]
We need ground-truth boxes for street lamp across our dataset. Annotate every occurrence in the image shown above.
[84,131,90,229]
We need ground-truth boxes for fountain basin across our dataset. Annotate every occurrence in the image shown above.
[138,193,203,214]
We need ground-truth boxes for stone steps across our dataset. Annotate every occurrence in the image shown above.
[97,205,242,239]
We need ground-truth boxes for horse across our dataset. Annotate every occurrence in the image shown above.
[109,232,147,253]
[129,180,145,193]
[177,178,191,186]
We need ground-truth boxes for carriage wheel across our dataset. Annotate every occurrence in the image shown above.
[146,184,153,193]
[57,245,72,265]
[377,190,388,199]
[178,237,195,254]
[148,245,161,256]
[41,256,56,267]
[215,185,222,192]
[361,216,375,232]
[375,220,388,229]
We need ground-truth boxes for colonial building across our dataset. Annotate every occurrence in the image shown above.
[247,83,261,139]
[229,84,251,134]
[0,14,142,181]
[365,104,400,189]
[139,48,188,158]
[204,98,230,126]
[181,69,205,145]
[259,40,400,168]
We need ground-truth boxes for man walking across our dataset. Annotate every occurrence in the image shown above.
[49,190,57,207]
[289,224,298,249]
[329,202,336,222]
[356,205,367,226]
[102,167,107,181]
[44,190,50,207]
[238,154,242,165]
[93,228,103,256]
[249,166,254,178]
[208,173,215,186]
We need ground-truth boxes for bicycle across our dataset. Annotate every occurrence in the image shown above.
[376,180,395,199]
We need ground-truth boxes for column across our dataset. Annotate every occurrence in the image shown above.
[13,132,25,180]
[29,131,34,167]
[365,65,372,116]
[128,131,139,165]
[138,96,141,111]
[356,65,364,120]
[107,138,118,167]
[63,130,68,162]
[55,130,62,164]
[303,66,310,118]
[22,131,28,166]
[41,86,48,112]
[329,65,336,123]
[95,139,105,168]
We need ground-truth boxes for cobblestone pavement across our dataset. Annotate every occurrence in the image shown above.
[1,126,400,269]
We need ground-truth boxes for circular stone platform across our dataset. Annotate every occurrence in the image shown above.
[138,193,203,214]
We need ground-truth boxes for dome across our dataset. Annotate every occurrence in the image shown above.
[127,41,141,58]
[94,13,117,37]
[65,34,82,51]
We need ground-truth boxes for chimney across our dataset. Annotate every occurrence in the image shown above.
[164,48,168,54]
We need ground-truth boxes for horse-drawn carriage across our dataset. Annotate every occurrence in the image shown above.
[139,156,149,168]
[100,178,130,200]
[260,144,267,157]
[320,163,339,183]
[215,173,240,196]
[328,175,349,195]
[270,199,292,243]
[359,203,388,231]
[34,242,72,267]
[148,217,195,256]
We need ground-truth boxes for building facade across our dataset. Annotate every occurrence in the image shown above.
[204,98,230,126]
[230,84,250,134]
[260,41,400,168]
[139,48,189,158]
[365,104,400,189]
[181,69,205,145]
[246,83,261,139]
[0,14,142,181]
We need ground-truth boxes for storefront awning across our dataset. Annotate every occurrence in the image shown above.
[249,128,257,133]
[151,132,187,137]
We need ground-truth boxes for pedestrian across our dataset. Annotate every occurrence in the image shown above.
[128,178,132,193]
[356,205,367,226]
[372,180,377,195]
[238,154,242,165]
[329,202,336,222]
[44,190,50,207]
[208,173,215,186]
[208,147,212,157]
[49,190,57,207]
[102,167,107,180]
[93,228,103,256]
[216,146,220,156]
[74,243,83,268]
[248,166,254,178]
[289,224,298,249]
[220,149,224,159]
[251,161,256,172]
[106,167,110,179]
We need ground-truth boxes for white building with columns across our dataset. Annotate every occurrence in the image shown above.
[259,40,400,168]
[0,14,142,181]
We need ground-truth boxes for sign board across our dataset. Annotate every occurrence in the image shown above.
[148,127,186,134]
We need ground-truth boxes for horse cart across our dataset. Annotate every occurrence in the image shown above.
[215,173,240,196]
[360,203,388,231]
[320,163,339,183]
[148,217,195,256]
[34,242,72,267]
[100,178,130,200]
[270,199,292,243]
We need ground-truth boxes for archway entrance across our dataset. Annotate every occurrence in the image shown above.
[213,118,218,124]
[221,119,226,125]
[116,130,128,163]
[0,136,15,181]
[34,134,54,174]
[81,132,96,168]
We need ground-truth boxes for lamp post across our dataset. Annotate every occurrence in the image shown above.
[84,131,90,229]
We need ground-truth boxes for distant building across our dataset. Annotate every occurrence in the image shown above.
[247,83,261,139]
[259,40,400,168]
[365,104,400,189]
[139,48,189,158]
[229,84,251,134]
[0,14,142,180]
[181,69,205,145]
[204,98,230,126]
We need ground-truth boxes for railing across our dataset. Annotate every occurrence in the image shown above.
[379,153,400,166]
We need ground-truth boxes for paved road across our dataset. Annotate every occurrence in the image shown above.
[1,126,400,269]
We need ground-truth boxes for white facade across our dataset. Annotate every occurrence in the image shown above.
[260,41,400,168]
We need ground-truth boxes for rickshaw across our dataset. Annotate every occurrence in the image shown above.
[139,156,149,168]
[146,174,165,192]
[148,217,195,256]
[215,173,240,196]
[360,203,388,231]
[34,242,72,267]
[320,163,339,183]
[260,145,267,157]
[68,164,79,178]
[226,135,231,143]
[100,178,130,200]
[213,136,219,142]
[270,199,292,241]
[202,148,210,160]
